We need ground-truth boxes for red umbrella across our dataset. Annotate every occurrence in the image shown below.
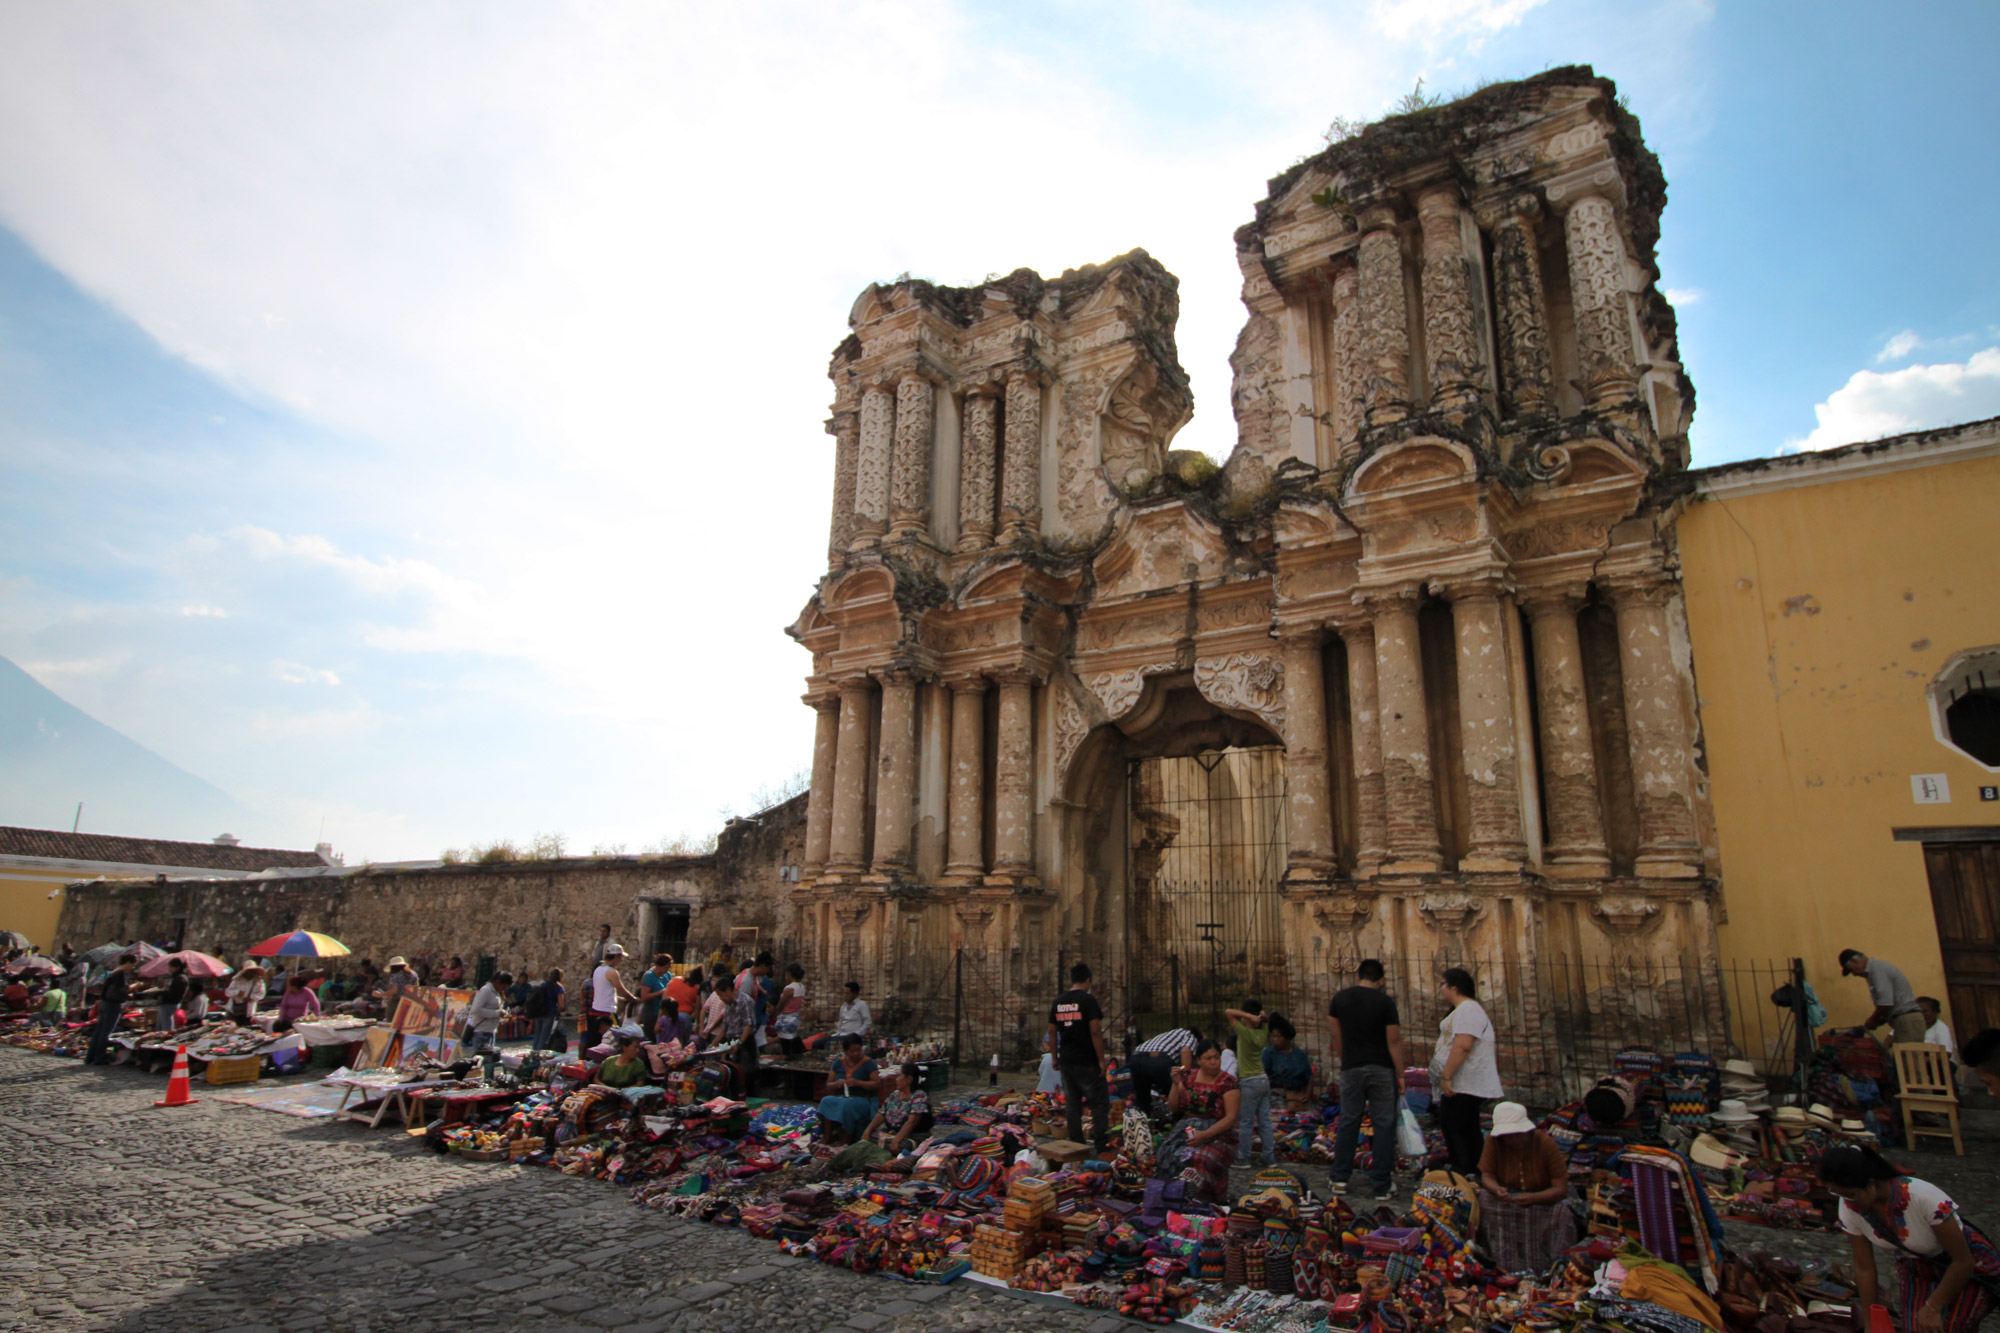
[4,955,61,976]
[139,950,233,980]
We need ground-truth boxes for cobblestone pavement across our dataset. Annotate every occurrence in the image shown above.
[0,1050,1124,1333]
[7,1048,1998,1333]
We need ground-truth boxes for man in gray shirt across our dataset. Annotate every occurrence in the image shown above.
[1838,949,1923,1045]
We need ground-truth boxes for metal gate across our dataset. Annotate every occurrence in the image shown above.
[1125,746,1289,1041]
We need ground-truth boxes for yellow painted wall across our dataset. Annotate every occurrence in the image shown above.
[1678,449,2000,1036]
[0,871,71,953]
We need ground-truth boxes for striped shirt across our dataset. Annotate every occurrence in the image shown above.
[1135,1028,1197,1058]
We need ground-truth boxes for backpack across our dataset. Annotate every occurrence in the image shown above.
[523,981,555,1019]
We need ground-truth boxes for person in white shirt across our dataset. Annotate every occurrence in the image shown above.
[588,945,637,1051]
[1820,1143,2000,1333]
[463,972,510,1054]
[1918,996,1968,1088]
[225,966,267,1024]
[1432,966,1502,1176]
[832,980,872,1041]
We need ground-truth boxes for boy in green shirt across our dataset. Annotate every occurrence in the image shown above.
[1224,1000,1275,1166]
[32,985,67,1027]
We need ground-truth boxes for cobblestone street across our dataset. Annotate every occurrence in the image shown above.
[10,1047,2000,1333]
[0,1050,1117,1333]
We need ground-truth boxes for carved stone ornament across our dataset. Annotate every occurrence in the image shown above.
[1084,665,1161,722]
[1312,894,1374,971]
[1193,652,1286,733]
[1590,895,1667,968]
[1417,891,1486,957]
[1525,444,1572,483]
[1053,683,1090,791]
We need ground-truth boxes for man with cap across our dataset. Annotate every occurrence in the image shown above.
[1476,1101,1574,1273]
[1837,949,1925,1046]
[587,944,638,1052]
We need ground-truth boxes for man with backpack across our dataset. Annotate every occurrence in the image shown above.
[523,967,567,1052]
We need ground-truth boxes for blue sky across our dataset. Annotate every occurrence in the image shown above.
[1,1,1997,860]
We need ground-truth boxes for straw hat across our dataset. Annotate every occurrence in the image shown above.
[388,956,408,967]
[1709,1099,1759,1126]
[1489,1101,1537,1136]
[1689,1133,1748,1170]
[1721,1058,1758,1081]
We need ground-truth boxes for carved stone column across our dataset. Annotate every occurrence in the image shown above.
[1336,619,1388,874]
[1360,585,1440,871]
[1606,578,1701,875]
[1416,185,1481,412]
[889,371,934,541]
[942,676,988,884]
[1479,196,1554,418]
[1329,264,1364,463]
[1356,205,1412,427]
[999,369,1043,541]
[826,678,874,876]
[1444,576,1528,869]
[957,386,999,552]
[986,670,1040,887]
[868,670,919,879]
[852,382,894,546]
[826,413,859,566]
[1562,192,1638,408]
[1278,628,1336,883]
[1521,588,1609,875]
[802,692,841,877]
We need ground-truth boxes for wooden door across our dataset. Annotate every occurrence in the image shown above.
[1923,841,2000,1035]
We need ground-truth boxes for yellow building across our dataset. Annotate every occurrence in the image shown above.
[1677,417,2000,1042]
[0,826,331,952]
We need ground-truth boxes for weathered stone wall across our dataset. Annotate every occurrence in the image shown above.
[58,794,808,977]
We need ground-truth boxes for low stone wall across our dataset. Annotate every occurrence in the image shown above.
[57,793,807,978]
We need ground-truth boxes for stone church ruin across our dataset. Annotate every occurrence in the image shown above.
[785,67,1721,1097]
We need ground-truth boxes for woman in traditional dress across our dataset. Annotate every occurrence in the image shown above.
[815,1035,883,1144]
[1820,1144,2000,1333]
[1156,1038,1241,1203]
[1477,1101,1577,1273]
[861,1063,932,1155]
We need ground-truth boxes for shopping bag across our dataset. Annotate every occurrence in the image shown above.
[1396,1099,1426,1159]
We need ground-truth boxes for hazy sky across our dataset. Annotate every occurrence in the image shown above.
[2,1,1997,860]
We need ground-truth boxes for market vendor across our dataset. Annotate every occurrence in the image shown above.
[596,1030,651,1088]
[31,984,66,1027]
[272,974,322,1031]
[1127,1026,1199,1117]
[772,962,806,1056]
[587,943,638,1051]
[653,998,690,1046]
[1156,1038,1240,1203]
[464,971,510,1053]
[636,952,672,1036]
[1838,948,1926,1046]
[1822,1143,2000,1333]
[154,958,198,1031]
[832,979,873,1042]
[1476,1101,1575,1273]
[228,963,268,1021]
[861,1062,931,1155]
[2,977,28,1013]
[816,1034,883,1144]
[1261,1014,1314,1111]
[378,957,417,1011]
[84,953,138,1065]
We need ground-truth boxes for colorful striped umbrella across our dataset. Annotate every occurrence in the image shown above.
[246,930,350,959]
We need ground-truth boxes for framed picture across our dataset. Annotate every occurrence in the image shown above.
[353,1026,398,1072]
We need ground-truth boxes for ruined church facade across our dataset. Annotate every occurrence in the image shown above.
[785,68,1719,1080]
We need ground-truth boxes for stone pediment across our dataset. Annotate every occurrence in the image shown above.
[1091,501,1229,601]
[1346,437,1478,498]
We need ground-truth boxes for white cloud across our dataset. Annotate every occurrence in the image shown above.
[178,604,228,618]
[271,661,341,687]
[1791,347,2000,452]
[1664,286,1702,306]
[1876,329,1921,363]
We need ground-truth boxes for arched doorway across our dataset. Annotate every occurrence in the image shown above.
[1058,675,1288,1050]
[1126,744,1289,1039]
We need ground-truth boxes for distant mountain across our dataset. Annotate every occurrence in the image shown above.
[0,654,252,843]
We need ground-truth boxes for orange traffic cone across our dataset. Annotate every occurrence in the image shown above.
[156,1044,198,1108]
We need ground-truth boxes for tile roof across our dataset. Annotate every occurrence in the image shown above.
[0,826,327,872]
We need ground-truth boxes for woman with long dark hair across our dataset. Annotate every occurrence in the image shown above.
[1819,1143,2000,1333]
[1156,1038,1242,1203]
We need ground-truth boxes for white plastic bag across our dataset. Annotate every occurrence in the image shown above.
[1397,1099,1426,1159]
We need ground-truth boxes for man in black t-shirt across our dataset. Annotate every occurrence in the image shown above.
[1046,962,1111,1152]
[1326,958,1408,1197]
[86,954,139,1066]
